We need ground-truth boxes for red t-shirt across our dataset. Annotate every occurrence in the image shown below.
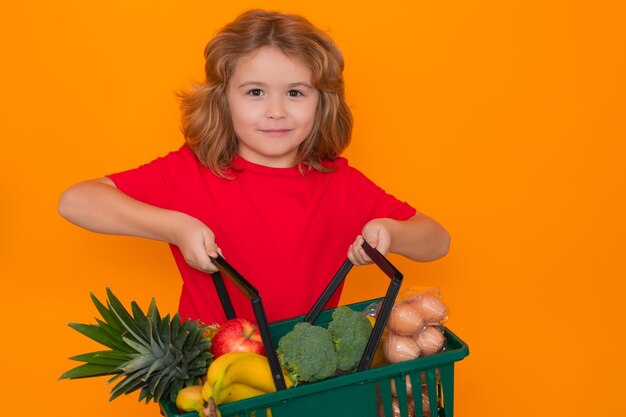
[108,146,416,324]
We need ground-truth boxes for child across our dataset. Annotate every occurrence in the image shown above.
[58,9,450,325]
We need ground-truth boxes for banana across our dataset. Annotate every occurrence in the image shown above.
[217,383,274,417]
[219,352,293,394]
[217,382,266,404]
[207,352,253,388]
[201,380,213,402]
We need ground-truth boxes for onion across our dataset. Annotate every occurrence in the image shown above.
[416,326,445,356]
[377,396,416,417]
[420,386,432,416]
[390,375,413,397]
[413,292,447,324]
[388,302,426,336]
[383,333,421,363]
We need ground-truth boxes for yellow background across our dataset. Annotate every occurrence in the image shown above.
[2,1,625,416]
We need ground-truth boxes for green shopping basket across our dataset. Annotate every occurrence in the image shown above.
[160,242,469,417]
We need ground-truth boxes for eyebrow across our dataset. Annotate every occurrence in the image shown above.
[237,81,314,89]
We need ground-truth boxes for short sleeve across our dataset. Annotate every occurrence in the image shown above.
[342,160,417,222]
[106,146,195,210]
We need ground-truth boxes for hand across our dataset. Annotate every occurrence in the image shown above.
[170,213,222,273]
[347,219,392,265]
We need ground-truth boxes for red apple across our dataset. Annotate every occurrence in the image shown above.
[211,318,265,358]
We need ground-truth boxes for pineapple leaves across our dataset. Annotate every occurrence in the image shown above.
[109,369,150,401]
[69,350,129,366]
[154,371,176,403]
[159,314,171,343]
[59,362,121,380]
[166,378,184,403]
[130,300,150,334]
[67,323,132,353]
[147,296,161,324]
[137,387,152,403]
[61,288,213,405]
[122,336,152,355]
[95,319,136,353]
[90,292,124,333]
[105,288,151,349]
[106,373,125,385]
[120,352,157,373]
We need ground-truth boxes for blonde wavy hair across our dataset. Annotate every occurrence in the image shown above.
[179,9,353,176]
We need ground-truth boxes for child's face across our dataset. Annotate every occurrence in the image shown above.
[227,46,319,168]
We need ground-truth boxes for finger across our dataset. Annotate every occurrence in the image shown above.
[350,236,373,265]
[194,245,219,272]
[205,244,219,259]
[203,233,219,258]
[364,235,378,249]
[184,252,217,273]
[356,244,373,264]
[347,237,361,264]
[195,255,219,273]
[348,240,362,265]
[347,247,359,265]
[200,259,219,273]
[374,233,391,256]
[362,227,380,250]
[354,236,367,259]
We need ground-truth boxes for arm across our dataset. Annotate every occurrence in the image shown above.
[347,213,450,265]
[58,178,221,272]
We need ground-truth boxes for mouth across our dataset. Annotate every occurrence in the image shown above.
[258,129,292,137]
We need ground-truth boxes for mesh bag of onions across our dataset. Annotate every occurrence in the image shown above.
[365,287,449,417]
[383,287,448,362]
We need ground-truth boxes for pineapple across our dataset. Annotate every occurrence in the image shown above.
[59,288,212,404]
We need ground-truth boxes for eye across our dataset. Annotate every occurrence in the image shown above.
[287,90,304,97]
[246,88,264,97]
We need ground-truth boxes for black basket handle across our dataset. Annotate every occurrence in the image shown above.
[304,241,403,371]
[210,255,287,391]
[210,241,403,390]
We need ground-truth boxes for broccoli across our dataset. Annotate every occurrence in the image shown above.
[327,306,373,372]
[276,322,338,384]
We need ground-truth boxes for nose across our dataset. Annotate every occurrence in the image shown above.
[265,97,287,120]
